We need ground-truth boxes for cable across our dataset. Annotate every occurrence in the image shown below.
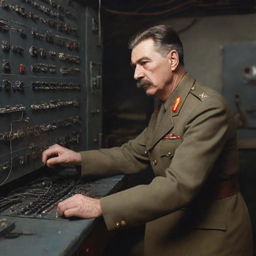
[140,0,234,9]
[98,0,102,45]
[102,0,252,16]
[136,0,178,10]
[0,111,25,185]
[0,122,14,186]
[177,18,198,34]
[135,0,164,12]
[103,1,191,16]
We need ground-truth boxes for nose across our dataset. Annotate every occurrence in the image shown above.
[134,65,144,80]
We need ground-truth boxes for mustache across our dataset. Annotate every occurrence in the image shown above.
[136,79,153,89]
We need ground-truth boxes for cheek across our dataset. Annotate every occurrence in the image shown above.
[154,74,169,88]
[153,64,171,83]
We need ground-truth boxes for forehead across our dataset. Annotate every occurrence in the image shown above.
[131,38,159,63]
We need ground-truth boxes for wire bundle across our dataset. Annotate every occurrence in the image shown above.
[102,0,254,16]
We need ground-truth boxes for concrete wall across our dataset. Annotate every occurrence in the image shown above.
[165,13,256,92]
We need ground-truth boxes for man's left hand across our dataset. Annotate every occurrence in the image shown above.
[57,194,102,218]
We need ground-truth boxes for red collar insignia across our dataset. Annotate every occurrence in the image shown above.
[172,97,181,113]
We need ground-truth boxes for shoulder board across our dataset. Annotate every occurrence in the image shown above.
[190,82,209,101]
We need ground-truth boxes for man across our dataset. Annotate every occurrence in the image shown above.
[42,25,253,255]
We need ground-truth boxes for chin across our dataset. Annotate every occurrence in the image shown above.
[145,88,156,96]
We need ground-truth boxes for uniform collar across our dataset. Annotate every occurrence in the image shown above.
[163,72,196,116]
[146,73,196,151]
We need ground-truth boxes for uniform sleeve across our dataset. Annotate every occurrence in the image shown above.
[79,127,150,176]
[100,98,232,230]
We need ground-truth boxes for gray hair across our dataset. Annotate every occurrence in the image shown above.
[129,24,184,65]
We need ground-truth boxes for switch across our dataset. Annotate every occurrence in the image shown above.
[2,60,11,73]
[29,46,38,57]
[38,48,46,58]
[48,50,57,57]
[48,64,56,73]
[3,80,11,91]
[0,19,9,32]
[90,109,100,114]
[1,40,10,52]
[14,81,24,91]
[12,46,24,55]
[19,64,26,74]
[58,52,66,60]
[45,32,54,43]
[1,2,11,11]
[31,64,37,73]
[66,42,73,50]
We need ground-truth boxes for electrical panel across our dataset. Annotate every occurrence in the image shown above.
[223,43,256,140]
[0,0,102,185]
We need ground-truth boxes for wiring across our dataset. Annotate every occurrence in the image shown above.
[177,18,198,34]
[0,175,76,215]
[0,122,14,186]
[102,0,253,16]
[136,0,179,11]
[135,0,164,12]
[0,111,25,185]
[103,1,191,16]
[98,0,102,45]
[0,177,53,211]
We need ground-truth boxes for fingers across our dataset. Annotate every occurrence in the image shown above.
[57,194,83,217]
[57,196,77,215]
[42,144,62,164]
[46,155,63,168]
[42,144,81,167]
[56,194,102,219]
[42,144,69,168]
[62,207,80,218]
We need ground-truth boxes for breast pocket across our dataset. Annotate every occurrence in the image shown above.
[159,139,182,157]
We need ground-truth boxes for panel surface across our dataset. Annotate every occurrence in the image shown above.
[223,43,256,139]
[0,1,101,185]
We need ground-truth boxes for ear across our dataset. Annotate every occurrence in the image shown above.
[167,50,179,71]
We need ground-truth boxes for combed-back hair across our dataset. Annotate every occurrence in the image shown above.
[129,24,184,65]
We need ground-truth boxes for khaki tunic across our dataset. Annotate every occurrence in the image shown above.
[80,73,253,256]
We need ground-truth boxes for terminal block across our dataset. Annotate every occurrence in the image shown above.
[32,81,81,90]
[0,116,81,142]
[30,100,80,110]
[0,104,26,114]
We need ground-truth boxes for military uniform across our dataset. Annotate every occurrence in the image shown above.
[80,73,253,256]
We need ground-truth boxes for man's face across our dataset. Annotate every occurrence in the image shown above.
[131,38,173,99]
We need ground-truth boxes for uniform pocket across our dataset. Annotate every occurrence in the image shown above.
[159,139,182,159]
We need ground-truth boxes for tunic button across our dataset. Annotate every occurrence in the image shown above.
[191,86,195,91]
[152,160,157,166]
[144,150,148,155]
[167,152,172,157]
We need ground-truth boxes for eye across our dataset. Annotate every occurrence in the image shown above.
[141,60,149,66]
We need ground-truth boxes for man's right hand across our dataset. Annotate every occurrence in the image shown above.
[42,144,82,168]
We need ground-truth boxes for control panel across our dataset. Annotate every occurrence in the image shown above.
[0,0,102,185]
[223,43,256,141]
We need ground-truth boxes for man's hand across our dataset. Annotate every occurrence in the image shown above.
[57,194,102,218]
[42,144,82,168]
